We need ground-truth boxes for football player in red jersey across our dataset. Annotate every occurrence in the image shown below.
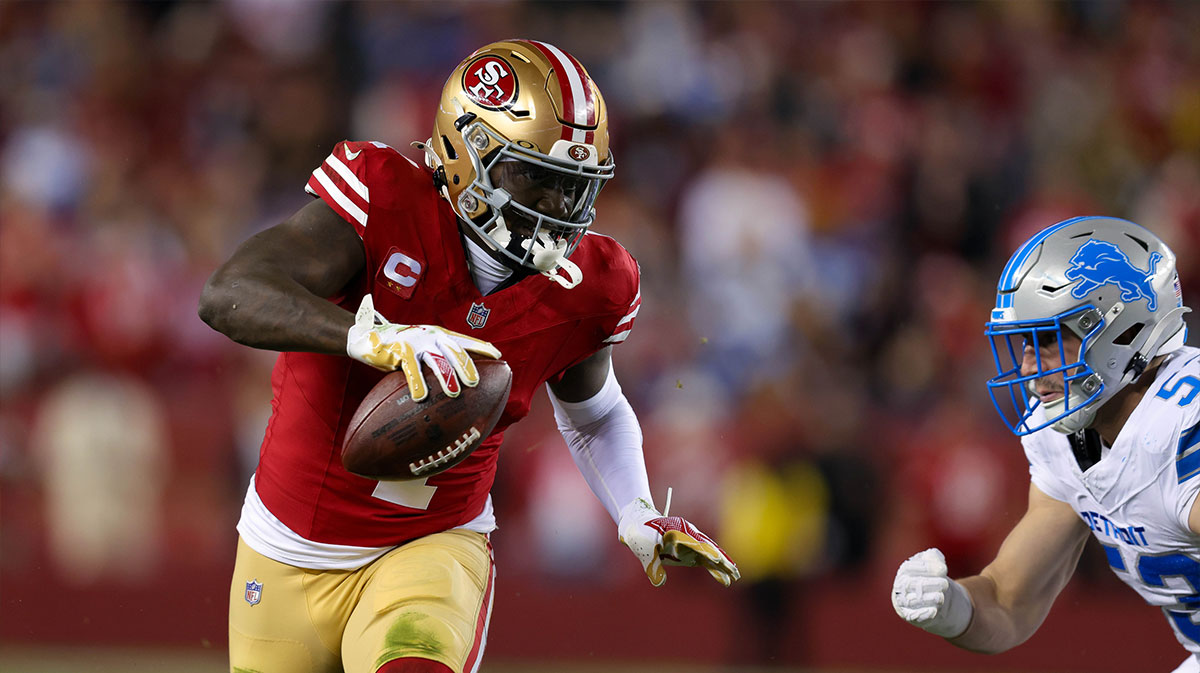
[199,40,739,673]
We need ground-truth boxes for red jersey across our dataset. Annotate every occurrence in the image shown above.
[251,141,640,548]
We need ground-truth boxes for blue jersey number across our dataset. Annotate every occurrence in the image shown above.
[1157,374,1200,407]
[1104,545,1200,644]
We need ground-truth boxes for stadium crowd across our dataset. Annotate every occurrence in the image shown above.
[2,0,1198,667]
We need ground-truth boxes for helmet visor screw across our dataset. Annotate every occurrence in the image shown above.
[1078,309,1101,331]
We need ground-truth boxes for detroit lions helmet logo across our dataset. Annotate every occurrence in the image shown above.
[1065,239,1162,311]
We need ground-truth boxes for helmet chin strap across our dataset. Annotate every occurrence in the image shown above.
[412,139,441,171]
[413,139,453,204]
[502,226,583,288]
[1048,401,1096,434]
[1120,306,1192,384]
[539,249,582,289]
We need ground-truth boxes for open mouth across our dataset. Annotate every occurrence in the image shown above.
[1034,383,1065,403]
[502,206,573,243]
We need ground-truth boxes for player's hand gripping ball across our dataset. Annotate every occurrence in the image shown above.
[347,294,501,401]
[342,293,509,480]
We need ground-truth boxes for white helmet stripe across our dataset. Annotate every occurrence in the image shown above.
[533,40,590,126]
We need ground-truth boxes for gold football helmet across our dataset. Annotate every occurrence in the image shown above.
[417,39,615,288]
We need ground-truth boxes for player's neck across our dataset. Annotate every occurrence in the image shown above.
[459,225,513,295]
[1091,358,1164,446]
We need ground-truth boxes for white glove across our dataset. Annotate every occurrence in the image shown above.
[617,498,740,588]
[892,548,974,638]
[346,294,501,401]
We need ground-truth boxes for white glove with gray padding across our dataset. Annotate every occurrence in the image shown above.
[891,548,974,638]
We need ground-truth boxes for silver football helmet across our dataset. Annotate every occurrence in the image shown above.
[986,216,1190,435]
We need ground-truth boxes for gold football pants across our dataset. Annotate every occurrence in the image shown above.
[229,529,494,673]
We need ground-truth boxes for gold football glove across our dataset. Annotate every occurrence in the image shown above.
[346,294,500,401]
[617,497,740,587]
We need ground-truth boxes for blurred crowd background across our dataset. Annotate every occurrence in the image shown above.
[2,1,1199,671]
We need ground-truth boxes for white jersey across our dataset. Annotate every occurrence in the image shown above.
[1024,346,1200,658]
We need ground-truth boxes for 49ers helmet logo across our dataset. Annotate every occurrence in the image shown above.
[568,145,590,162]
[463,56,517,110]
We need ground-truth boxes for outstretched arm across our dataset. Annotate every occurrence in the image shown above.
[547,347,650,518]
[893,484,1090,653]
[548,349,740,587]
[198,199,366,354]
[954,484,1090,652]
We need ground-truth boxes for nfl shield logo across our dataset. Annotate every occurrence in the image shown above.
[245,579,262,606]
[466,302,490,330]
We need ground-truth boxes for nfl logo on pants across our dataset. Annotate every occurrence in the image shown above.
[245,579,263,606]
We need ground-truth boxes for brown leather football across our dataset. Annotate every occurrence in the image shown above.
[342,359,512,480]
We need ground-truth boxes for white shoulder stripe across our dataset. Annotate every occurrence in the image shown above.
[313,167,367,226]
[629,288,641,307]
[325,154,369,201]
[616,304,640,328]
[604,329,632,344]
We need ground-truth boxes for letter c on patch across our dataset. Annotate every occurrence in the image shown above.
[383,251,422,287]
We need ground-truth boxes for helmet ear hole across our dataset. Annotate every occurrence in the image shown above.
[1112,322,1144,346]
[441,136,458,160]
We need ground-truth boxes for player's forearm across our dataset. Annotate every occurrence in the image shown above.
[947,573,1053,654]
[199,267,353,355]
[558,411,651,523]
[548,366,652,522]
[952,507,1090,653]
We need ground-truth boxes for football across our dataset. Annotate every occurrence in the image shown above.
[342,359,512,480]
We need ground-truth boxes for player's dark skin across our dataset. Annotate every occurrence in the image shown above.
[198,162,610,402]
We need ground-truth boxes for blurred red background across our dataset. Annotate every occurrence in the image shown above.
[2,1,1198,671]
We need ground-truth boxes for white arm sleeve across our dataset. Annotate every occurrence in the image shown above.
[548,362,653,524]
